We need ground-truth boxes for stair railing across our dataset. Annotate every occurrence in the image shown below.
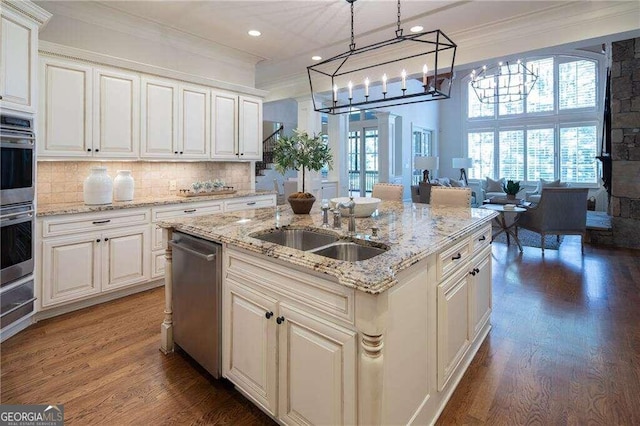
[255,125,284,175]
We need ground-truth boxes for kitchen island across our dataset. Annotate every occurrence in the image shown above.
[159,201,497,425]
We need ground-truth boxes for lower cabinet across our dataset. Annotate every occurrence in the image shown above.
[224,278,357,425]
[41,225,150,307]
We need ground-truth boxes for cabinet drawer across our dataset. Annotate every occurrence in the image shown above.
[224,195,275,212]
[151,201,222,222]
[41,209,150,238]
[437,237,471,282]
[470,224,492,257]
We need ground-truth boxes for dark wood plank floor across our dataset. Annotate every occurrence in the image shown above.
[2,236,639,425]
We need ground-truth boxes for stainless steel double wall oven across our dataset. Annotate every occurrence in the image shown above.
[1,114,36,332]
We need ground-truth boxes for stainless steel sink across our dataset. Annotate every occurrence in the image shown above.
[310,242,388,262]
[251,229,339,251]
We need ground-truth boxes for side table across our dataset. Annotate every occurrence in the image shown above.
[480,204,527,252]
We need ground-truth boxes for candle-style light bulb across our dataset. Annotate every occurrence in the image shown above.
[333,84,338,102]
[423,64,428,86]
[348,81,353,99]
[401,69,407,90]
[382,73,387,93]
[364,77,370,97]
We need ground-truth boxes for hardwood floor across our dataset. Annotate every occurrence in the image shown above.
[2,237,639,425]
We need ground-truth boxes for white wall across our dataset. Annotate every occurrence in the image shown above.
[438,74,466,180]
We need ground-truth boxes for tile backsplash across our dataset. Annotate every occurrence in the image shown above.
[37,161,252,205]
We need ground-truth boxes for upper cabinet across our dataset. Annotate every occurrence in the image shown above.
[0,1,51,114]
[38,52,262,161]
[211,90,262,161]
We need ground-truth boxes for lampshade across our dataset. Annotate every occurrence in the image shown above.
[415,156,439,170]
[452,158,473,169]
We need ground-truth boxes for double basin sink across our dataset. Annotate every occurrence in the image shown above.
[251,228,388,262]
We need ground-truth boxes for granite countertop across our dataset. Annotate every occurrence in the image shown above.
[159,202,498,294]
[37,190,276,217]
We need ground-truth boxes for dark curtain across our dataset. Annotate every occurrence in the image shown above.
[597,67,612,201]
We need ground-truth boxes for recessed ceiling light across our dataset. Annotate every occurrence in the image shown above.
[311,56,322,61]
[410,25,424,33]
[248,30,261,37]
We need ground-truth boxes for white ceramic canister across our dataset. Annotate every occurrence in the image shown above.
[83,166,113,205]
[113,170,135,201]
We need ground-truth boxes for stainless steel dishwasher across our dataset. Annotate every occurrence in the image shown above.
[169,231,222,378]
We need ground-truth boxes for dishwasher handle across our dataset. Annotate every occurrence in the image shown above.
[169,240,217,262]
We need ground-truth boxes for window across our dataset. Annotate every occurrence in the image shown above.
[465,54,600,184]
[411,127,433,185]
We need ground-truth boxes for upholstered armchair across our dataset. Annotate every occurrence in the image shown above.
[517,187,589,253]
[526,179,569,204]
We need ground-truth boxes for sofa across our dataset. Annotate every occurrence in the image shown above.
[411,177,480,206]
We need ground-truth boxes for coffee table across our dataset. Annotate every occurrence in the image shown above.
[481,204,527,252]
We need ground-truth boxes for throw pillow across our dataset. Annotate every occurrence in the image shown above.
[485,177,505,193]
[536,178,561,193]
[450,179,466,188]
[438,177,452,187]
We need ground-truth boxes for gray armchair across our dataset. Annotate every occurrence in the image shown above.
[517,187,589,253]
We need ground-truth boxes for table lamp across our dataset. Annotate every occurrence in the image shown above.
[452,157,473,185]
[414,156,439,183]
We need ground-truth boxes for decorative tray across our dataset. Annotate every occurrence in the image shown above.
[177,187,236,197]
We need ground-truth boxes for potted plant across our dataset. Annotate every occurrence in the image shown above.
[503,179,521,200]
[273,129,333,214]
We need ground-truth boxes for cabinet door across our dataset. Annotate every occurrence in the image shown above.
[278,303,357,426]
[39,58,93,157]
[178,84,210,158]
[211,90,238,159]
[437,271,471,391]
[41,234,101,307]
[102,226,150,292]
[140,77,178,158]
[469,250,492,339]
[238,95,263,160]
[321,182,338,200]
[223,281,278,417]
[93,68,140,158]
[0,9,37,113]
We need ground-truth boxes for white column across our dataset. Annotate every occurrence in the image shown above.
[374,111,392,184]
[295,96,323,196]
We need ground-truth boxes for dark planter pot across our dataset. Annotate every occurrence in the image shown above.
[506,193,516,200]
[288,194,316,214]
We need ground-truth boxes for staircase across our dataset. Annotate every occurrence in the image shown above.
[255,125,283,176]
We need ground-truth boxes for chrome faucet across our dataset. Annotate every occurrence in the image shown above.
[338,197,356,234]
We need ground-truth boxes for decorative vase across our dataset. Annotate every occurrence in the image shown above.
[83,167,113,205]
[506,193,516,200]
[113,170,135,201]
[288,194,316,214]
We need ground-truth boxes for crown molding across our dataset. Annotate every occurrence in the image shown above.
[3,0,51,27]
[37,1,262,68]
[39,41,268,98]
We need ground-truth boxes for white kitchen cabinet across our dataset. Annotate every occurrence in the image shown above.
[469,247,492,340]
[277,302,357,426]
[41,225,150,308]
[39,58,93,157]
[0,2,49,113]
[223,249,357,424]
[92,68,140,158]
[140,76,179,158]
[238,95,262,160]
[179,84,210,158]
[223,194,275,212]
[211,91,262,161]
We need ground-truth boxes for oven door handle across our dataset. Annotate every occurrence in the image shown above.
[0,212,34,224]
[0,134,35,143]
[0,297,37,318]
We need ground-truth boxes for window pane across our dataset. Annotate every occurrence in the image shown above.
[412,129,431,185]
[468,81,494,118]
[499,130,524,180]
[560,126,598,183]
[526,57,554,113]
[559,60,596,110]
[526,128,555,181]
[498,63,524,115]
[468,132,494,179]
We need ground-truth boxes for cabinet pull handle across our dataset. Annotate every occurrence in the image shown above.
[240,153,244,156]
[92,220,111,224]
[479,235,486,241]
[174,151,178,154]
[87,148,92,152]
[104,238,109,241]
[96,239,101,243]
[474,268,480,273]
[276,316,285,324]
[246,202,256,206]
[469,270,476,276]
[451,253,462,261]
[95,148,99,152]
[184,209,196,213]
[265,311,273,319]
[179,151,183,154]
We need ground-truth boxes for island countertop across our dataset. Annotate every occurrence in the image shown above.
[159,201,498,294]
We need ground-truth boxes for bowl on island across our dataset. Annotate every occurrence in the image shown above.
[330,197,381,218]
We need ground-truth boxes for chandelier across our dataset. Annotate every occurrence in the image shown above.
[470,60,538,104]
[307,0,457,115]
